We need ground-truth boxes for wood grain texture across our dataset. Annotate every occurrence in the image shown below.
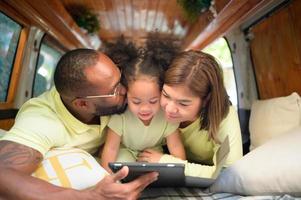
[186,0,274,50]
[250,0,301,99]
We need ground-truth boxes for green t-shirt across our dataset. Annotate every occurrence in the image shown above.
[160,106,243,178]
[0,87,109,156]
[108,108,178,151]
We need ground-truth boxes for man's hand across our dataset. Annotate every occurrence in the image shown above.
[90,166,158,200]
[137,149,163,163]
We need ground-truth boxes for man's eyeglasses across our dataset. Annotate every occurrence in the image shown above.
[78,82,122,99]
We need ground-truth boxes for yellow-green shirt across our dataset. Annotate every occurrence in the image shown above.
[159,106,243,178]
[108,108,178,151]
[0,87,109,156]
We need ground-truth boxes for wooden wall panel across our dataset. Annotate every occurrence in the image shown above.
[215,0,231,13]
[250,0,301,99]
[182,0,231,48]
[186,0,274,50]
[3,0,93,50]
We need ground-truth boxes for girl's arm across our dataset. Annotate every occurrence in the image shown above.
[137,129,186,162]
[166,129,186,160]
[100,128,121,173]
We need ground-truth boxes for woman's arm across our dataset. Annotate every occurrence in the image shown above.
[166,129,186,160]
[217,106,243,167]
[100,128,121,173]
[138,142,219,179]
[139,149,217,178]
[159,146,219,178]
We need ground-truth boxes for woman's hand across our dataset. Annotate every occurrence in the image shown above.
[137,149,163,163]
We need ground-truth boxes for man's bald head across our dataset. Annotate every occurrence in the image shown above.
[54,49,115,98]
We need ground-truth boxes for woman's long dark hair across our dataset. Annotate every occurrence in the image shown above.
[164,50,230,142]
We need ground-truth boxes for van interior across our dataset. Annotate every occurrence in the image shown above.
[1,0,300,198]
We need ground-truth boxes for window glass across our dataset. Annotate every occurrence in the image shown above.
[203,37,238,108]
[0,12,22,102]
[33,42,63,97]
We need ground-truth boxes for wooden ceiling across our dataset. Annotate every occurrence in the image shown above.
[60,0,230,47]
[1,0,276,50]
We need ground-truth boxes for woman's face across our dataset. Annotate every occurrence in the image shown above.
[160,84,202,124]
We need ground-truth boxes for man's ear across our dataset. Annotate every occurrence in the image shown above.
[72,98,89,109]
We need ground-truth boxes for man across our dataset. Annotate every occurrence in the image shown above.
[0,49,158,199]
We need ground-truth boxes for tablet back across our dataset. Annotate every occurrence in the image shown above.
[184,136,230,188]
[109,162,185,187]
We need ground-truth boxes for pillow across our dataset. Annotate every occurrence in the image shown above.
[0,129,6,137]
[209,127,301,196]
[249,92,301,150]
[32,148,108,190]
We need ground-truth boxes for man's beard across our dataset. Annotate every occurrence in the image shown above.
[95,102,127,116]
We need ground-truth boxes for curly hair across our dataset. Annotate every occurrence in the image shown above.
[103,34,180,89]
[104,36,139,70]
[145,33,180,71]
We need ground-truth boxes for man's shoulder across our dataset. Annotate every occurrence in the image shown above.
[18,88,59,117]
[13,90,65,130]
[7,90,67,141]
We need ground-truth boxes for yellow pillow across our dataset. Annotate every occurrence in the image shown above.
[0,128,6,137]
[32,148,108,189]
[210,127,301,196]
[249,92,301,150]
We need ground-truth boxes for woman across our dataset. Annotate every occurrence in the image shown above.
[138,50,243,178]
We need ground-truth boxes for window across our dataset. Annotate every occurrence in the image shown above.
[33,37,63,97]
[0,12,22,102]
[203,37,238,108]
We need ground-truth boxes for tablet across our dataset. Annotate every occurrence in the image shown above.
[109,137,230,188]
[185,176,215,188]
[109,162,185,187]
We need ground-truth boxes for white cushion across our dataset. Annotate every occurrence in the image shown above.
[209,127,301,196]
[0,128,6,137]
[249,92,301,150]
[32,148,108,190]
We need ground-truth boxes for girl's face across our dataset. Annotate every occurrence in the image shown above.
[127,78,161,125]
[161,84,202,124]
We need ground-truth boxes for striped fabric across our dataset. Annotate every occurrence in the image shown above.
[141,187,298,200]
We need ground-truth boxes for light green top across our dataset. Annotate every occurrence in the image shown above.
[108,108,178,151]
[159,106,243,178]
[0,87,110,156]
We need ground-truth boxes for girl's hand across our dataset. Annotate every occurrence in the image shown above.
[137,149,163,163]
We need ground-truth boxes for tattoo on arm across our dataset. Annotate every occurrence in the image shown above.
[0,141,43,169]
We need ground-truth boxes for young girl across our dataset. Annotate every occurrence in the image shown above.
[101,51,186,173]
